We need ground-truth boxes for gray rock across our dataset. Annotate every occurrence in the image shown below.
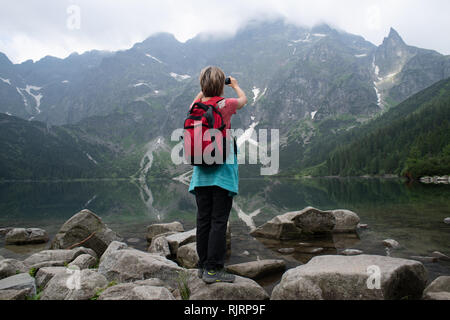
[0,289,30,300]
[271,255,427,300]
[40,269,108,300]
[35,267,67,289]
[423,276,450,300]
[410,256,438,263]
[68,254,97,270]
[50,209,122,257]
[0,259,28,280]
[24,247,96,269]
[444,218,450,225]
[250,211,302,240]
[0,228,13,237]
[278,248,295,254]
[176,242,199,269]
[126,238,141,244]
[0,256,4,261]
[146,222,184,242]
[431,251,450,261]
[100,241,128,263]
[186,269,269,300]
[148,235,171,258]
[0,273,36,298]
[382,239,400,248]
[165,228,196,255]
[331,209,360,233]
[98,248,184,288]
[341,249,364,256]
[226,260,286,279]
[358,224,369,229]
[5,228,49,245]
[98,279,175,300]
[293,207,336,234]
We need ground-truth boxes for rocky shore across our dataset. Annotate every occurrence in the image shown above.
[0,208,449,300]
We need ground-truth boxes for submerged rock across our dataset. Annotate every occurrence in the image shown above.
[271,255,427,300]
[444,218,450,225]
[146,222,184,242]
[50,209,122,257]
[341,249,363,256]
[423,276,450,300]
[186,269,269,300]
[5,228,49,245]
[225,260,286,279]
[278,248,295,254]
[410,256,438,263]
[431,251,450,261]
[382,239,400,248]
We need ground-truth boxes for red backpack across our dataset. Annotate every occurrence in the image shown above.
[183,97,230,166]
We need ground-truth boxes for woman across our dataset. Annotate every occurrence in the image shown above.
[188,66,247,283]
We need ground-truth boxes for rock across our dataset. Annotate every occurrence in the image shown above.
[146,222,184,242]
[341,249,364,256]
[50,209,122,257]
[382,239,400,248]
[0,256,4,261]
[0,289,30,300]
[165,228,196,255]
[0,259,28,280]
[293,207,336,234]
[176,242,199,269]
[250,211,302,240]
[98,279,175,300]
[24,247,97,269]
[35,267,67,289]
[148,235,171,258]
[444,218,450,225]
[241,251,250,256]
[410,256,438,263]
[431,251,450,261]
[278,248,295,254]
[226,260,286,279]
[271,255,427,300]
[68,254,97,269]
[5,228,49,245]
[0,227,13,236]
[126,238,140,244]
[40,269,108,300]
[186,269,269,300]
[358,224,369,229]
[423,276,450,300]
[331,209,360,233]
[100,241,128,263]
[98,248,184,288]
[0,273,36,298]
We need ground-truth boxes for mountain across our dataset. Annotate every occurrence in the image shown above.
[1,19,449,179]
[298,77,450,178]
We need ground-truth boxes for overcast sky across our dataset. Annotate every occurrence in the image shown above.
[1,0,449,64]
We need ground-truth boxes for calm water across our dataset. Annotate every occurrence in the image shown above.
[1,177,449,293]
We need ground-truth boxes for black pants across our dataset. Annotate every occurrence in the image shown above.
[195,186,233,270]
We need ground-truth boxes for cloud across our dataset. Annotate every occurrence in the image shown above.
[1,0,449,63]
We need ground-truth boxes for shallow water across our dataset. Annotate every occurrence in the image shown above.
[1,177,449,294]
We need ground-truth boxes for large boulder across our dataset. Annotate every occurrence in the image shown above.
[271,255,427,300]
[146,222,184,242]
[331,210,360,233]
[165,228,196,255]
[98,279,175,300]
[0,228,13,237]
[68,254,97,270]
[100,241,128,263]
[24,247,96,269]
[226,260,286,280]
[35,267,68,289]
[423,276,450,300]
[0,289,31,300]
[40,269,108,300]
[98,248,184,288]
[0,259,28,280]
[185,269,269,300]
[0,273,36,298]
[250,211,302,240]
[148,235,171,258]
[5,228,49,245]
[50,209,122,257]
[177,242,199,269]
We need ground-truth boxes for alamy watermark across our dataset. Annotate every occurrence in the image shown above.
[170,127,280,176]
[366,265,381,290]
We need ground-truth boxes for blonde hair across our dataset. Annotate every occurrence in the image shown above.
[199,66,225,97]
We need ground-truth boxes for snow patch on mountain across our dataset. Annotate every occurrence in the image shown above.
[6,112,11,116]
[311,111,318,120]
[170,72,191,81]
[0,77,11,85]
[373,83,382,108]
[312,33,327,37]
[16,87,29,107]
[355,54,368,58]
[252,87,260,103]
[291,34,311,43]
[62,80,69,84]
[145,53,163,64]
[24,85,43,114]
[85,153,98,165]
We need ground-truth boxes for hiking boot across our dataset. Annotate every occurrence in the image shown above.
[202,269,235,284]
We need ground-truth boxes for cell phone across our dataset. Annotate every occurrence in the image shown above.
[225,77,231,85]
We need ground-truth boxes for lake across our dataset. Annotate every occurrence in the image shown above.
[1,177,449,293]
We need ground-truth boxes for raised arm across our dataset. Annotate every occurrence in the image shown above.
[227,77,248,110]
